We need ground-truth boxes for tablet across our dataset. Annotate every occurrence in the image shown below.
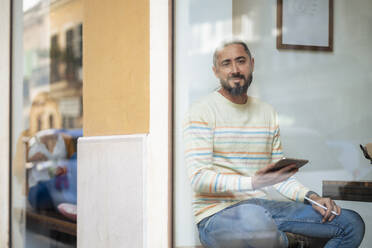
[269,158,308,172]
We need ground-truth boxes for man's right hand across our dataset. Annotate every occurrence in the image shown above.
[251,163,298,189]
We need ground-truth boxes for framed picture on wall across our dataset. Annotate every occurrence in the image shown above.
[276,0,333,51]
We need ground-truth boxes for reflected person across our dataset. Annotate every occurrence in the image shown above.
[183,39,365,248]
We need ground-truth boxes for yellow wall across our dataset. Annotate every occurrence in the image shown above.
[83,0,149,136]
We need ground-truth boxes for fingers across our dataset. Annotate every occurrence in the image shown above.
[322,198,333,222]
[335,204,341,215]
[261,162,277,173]
[309,196,340,223]
[328,200,337,222]
[263,162,297,173]
[277,164,298,180]
[329,203,341,222]
[315,198,338,222]
[322,198,334,222]
[278,163,298,174]
[288,167,298,176]
[313,205,326,218]
[253,163,299,189]
[323,207,332,222]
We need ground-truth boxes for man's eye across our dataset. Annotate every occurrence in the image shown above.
[221,62,230,66]
[238,59,246,64]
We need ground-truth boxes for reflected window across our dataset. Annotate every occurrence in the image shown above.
[50,34,60,83]
[49,114,54,128]
[65,28,75,80]
[37,115,42,131]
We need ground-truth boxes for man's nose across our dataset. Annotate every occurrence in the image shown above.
[231,62,240,74]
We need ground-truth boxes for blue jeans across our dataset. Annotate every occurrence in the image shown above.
[198,199,365,248]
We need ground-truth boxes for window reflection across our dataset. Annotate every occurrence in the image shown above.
[12,0,83,247]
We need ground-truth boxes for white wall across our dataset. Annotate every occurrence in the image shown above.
[175,0,372,247]
[0,0,10,246]
[233,0,372,179]
[233,1,372,246]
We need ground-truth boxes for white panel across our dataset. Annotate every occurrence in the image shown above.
[149,0,170,247]
[78,135,147,248]
[0,0,10,246]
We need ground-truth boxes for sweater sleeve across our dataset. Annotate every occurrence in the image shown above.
[270,114,310,202]
[183,107,253,194]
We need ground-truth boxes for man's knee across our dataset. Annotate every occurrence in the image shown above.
[342,209,365,245]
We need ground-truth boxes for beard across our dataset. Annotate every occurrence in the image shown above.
[220,73,253,96]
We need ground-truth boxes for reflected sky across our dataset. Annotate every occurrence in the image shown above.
[23,0,41,11]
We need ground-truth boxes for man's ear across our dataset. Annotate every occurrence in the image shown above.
[212,66,218,77]
[250,57,255,72]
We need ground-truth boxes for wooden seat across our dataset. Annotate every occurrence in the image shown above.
[26,208,76,236]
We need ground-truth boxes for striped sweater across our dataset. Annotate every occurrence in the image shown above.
[183,91,310,223]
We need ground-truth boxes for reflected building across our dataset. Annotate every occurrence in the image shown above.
[12,0,84,247]
[23,0,83,132]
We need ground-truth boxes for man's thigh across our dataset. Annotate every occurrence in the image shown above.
[251,199,326,236]
[252,198,360,240]
[198,201,286,248]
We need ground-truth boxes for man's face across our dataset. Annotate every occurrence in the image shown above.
[213,44,254,96]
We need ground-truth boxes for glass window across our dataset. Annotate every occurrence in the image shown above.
[174,0,372,247]
[11,0,83,247]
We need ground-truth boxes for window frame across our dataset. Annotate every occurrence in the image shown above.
[0,0,11,247]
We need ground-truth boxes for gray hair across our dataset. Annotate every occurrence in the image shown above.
[213,39,252,67]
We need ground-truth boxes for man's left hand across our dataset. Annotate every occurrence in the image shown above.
[309,194,341,223]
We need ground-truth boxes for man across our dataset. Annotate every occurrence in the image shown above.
[183,40,365,248]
